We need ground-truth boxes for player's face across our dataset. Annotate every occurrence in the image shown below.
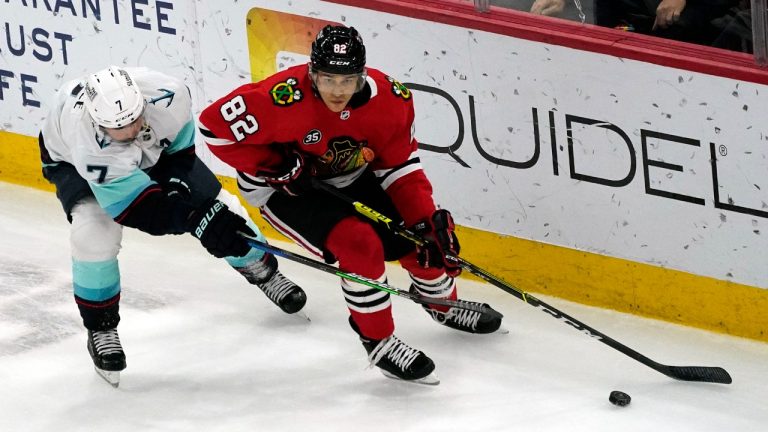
[313,71,360,112]
[102,116,145,142]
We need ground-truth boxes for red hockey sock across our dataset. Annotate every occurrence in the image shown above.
[400,251,457,313]
[327,217,394,339]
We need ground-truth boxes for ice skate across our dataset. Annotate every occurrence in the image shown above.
[408,274,504,334]
[87,328,126,388]
[237,254,307,315]
[411,286,503,334]
[350,317,439,385]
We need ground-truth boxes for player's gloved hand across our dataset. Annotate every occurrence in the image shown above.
[412,209,462,277]
[164,177,192,201]
[160,178,194,235]
[187,198,254,258]
[261,150,314,196]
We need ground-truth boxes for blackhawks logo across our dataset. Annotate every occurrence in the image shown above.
[314,138,375,177]
[270,77,303,106]
[387,76,411,100]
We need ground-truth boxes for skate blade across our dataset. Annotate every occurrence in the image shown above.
[381,370,440,386]
[496,325,510,335]
[292,311,311,322]
[94,367,120,388]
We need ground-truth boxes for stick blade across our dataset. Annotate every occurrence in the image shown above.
[666,366,732,384]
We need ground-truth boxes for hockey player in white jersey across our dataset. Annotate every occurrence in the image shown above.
[38,66,307,386]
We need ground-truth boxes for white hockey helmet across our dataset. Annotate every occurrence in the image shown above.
[83,66,145,128]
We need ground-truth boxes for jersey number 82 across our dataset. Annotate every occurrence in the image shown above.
[220,95,258,141]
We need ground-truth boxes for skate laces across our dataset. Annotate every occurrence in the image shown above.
[259,271,296,304]
[431,302,482,331]
[91,329,123,356]
[367,335,420,372]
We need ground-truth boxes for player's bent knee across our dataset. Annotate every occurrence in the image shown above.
[70,198,123,261]
[328,217,384,262]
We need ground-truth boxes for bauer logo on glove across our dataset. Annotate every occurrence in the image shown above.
[187,199,253,258]
[193,200,225,239]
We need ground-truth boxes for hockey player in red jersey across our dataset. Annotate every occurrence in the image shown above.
[199,25,502,384]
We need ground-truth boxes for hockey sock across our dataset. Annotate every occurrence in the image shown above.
[327,217,394,339]
[400,252,457,313]
[75,293,121,331]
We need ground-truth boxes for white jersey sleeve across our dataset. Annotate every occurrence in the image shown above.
[39,68,196,219]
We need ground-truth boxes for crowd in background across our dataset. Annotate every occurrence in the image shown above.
[489,0,755,54]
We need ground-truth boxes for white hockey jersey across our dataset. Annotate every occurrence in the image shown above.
[40,67,195,218]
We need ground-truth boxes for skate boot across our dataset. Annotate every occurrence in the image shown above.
[350,317,438,385]
[236,253,307,314]
[87,328,126,387]
[410,285,502,334]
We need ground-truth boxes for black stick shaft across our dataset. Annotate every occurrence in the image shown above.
[312,180,732,384]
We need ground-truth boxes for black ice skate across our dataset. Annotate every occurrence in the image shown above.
[350,317,439,385]
[411,286,503,334]
[236,254,307,314]
[87,328,126,388]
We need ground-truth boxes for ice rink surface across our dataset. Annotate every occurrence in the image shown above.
[1,182,766,432]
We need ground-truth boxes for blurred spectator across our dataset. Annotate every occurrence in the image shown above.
[594,0,738,47]
[493,0,593,22]
[523,0,751,53]
[711,1,753,53]
[530,0,567,16]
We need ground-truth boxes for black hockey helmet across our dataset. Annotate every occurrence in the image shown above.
[310,25,366,75]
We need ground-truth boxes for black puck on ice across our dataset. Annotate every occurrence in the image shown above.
[609,390,631,407]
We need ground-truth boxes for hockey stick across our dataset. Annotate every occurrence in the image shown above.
[312,179,733,384]
[239,233,503,320]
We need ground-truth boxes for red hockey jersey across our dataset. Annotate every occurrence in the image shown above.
[198,64,437,225]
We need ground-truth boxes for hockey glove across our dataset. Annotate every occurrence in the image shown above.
[187,198,254,258]
[164,177,192,202]
[413,209,462,277]
[161,178,193,235]
[116,185,195,236]
[261,150,314,196]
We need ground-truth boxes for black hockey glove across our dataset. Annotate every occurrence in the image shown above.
[161,178,193,236]
[412,209,462,277]
[116,185,195,236]
[187,198,254,258]
[261,150,314,196]
[164,177,192,201]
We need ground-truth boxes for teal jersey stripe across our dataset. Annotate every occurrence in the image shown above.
[72,259,121,301]
[166,120,195,154]
[90,169,155,218]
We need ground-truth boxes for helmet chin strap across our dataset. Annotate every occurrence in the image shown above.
[355,70,368,93]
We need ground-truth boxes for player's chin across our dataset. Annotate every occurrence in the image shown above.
[324,100,348,112]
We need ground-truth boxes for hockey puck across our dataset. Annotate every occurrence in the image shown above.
[609,390,631,407]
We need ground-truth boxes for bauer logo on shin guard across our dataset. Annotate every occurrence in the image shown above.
[194,201,225,238]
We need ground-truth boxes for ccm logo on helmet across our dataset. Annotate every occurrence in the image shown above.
[329,60,351,66]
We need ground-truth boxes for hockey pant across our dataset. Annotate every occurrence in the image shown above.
[261,171,458,340]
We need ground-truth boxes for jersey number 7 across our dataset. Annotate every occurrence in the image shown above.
[220,95,259,141]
